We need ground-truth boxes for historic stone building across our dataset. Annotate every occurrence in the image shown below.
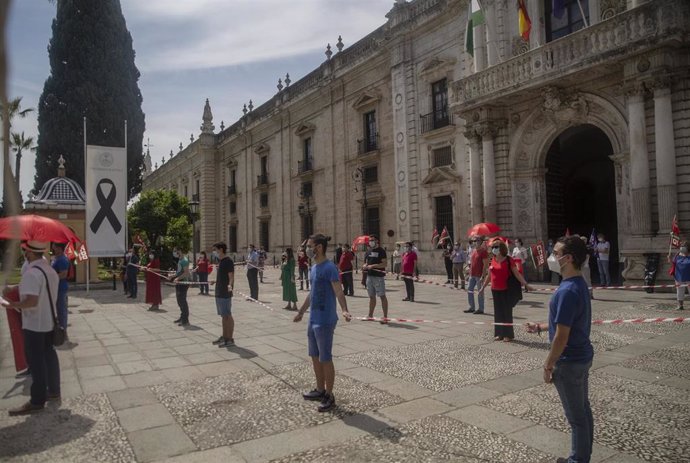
[143,0,690,280]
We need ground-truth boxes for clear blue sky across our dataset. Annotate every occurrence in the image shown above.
[4,0,394,198]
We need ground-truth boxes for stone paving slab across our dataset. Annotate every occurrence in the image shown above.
[127,423,197,462]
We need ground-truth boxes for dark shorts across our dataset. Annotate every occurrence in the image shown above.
[307,322,336,362]
[215,297,231,316]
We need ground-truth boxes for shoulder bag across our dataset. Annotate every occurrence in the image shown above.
[506,257,523,307]
[34,266,66,346]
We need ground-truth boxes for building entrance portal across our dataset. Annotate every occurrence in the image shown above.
[545,124,619,284]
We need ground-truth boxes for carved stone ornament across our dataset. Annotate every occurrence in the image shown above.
[541,87,589,127]
[352,92,380,110]
[200,98,215,134]
[511,36,530,57]
[254,143,270,155]
[600,0,625,21]
[294,122,316,136]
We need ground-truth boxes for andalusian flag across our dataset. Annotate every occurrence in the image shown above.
[518,0,532,40]
[465,0,485,56]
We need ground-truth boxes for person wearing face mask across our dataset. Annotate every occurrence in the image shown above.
[298,246,310,291]
[145,251,162,311]
[126,247,140,299]
[479,239,532,341]
[525,235,594,463]
[281,247,298,311]
[363,235,389,323]
[392,244,402,280]
[293,234,351,412]
[401,242,417,302]
[595,233,611,286]
[172,248,191,326]
[196,251,210,295]
[338,244,355,296]
[246,244,260,301]
[465,236,489,314]
[212,242,236,347]
[511,238,529,281]
[442,243,454,284]
[669,241,690,310]
[451,241,467,289]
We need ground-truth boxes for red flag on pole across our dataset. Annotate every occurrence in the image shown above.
[76,243,89,262]
[670,215,681,249]
[65,242,76,261]
[532,241,546,267]
[431,227,439,246]
[439,227,450,247]
[517,0,532,40]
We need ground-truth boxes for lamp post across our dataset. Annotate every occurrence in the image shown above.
[297,186,312,240]
[189,198,200,271]
[352,167,367,235]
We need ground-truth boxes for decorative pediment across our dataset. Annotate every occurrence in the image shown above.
[254,143,270,155]
[192,170,201,178]
[352,92,381,110]
[541,86,589,128]
[294,122,316,137]
[419,56,457,78]
[421,166,461,185]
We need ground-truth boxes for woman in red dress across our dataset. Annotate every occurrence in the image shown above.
[145,251,162,311]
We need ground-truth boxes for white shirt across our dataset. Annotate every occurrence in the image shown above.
[512,246,528,261]
[596,241,610,261]
[19,259,59,332]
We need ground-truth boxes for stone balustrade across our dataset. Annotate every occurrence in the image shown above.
[451,0,690,110]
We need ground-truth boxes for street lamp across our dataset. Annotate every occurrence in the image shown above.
[189,198,200,269]
[352,167,367,235]
[297,186,312,239]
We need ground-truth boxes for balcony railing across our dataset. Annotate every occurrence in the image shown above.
[451,0,689,108]
[298,158,313,174]
[257,174,268,186]
[357,133,379,155]
[227,185,237,196]
[420,109,452,133]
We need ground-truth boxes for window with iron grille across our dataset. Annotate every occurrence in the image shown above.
[361,111,378,152]
[435,196,454,242]
[432,146,453,167]
[363,166,378,184]
[260,221,270,251]
[432,79,448,124]
[365,207,380,238]
[301,214,314,240]
[229,225,237,253]
[229,201,236,214]
[260,193,268,208]
[304,138,312,162]
[545,0,589,42]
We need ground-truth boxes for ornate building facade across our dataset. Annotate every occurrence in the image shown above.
[143,0,690,280]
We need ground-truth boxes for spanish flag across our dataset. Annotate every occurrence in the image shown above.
[518,0,531,41]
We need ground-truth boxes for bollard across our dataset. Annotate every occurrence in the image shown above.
[112,272,117,290]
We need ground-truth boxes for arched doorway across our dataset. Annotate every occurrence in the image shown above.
[545,124,619,284]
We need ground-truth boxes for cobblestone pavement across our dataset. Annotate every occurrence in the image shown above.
[1,267,689,462]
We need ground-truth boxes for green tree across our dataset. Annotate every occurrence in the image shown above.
[10,131,36,187]
[1,96,34,214]
[34,0,145,198]
[128,189,194,269]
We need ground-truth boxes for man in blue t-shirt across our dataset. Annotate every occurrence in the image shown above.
[526,235,594,463]
[51,243,70,330]
[294,233,351,412]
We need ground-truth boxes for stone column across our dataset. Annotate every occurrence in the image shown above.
[627,85,652,235]
[484,1,498,66]
[588,0,600,25]
[473,22,488,72]
[653,83,677,232]
[466,129,484,224]
[479,124,497,223]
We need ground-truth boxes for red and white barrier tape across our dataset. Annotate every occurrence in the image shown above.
[356,315,689,326]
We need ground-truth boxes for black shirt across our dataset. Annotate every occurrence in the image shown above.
[216,256,235,299]
[365,247,387,277]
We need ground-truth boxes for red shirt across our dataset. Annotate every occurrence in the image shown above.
[470,248,488,277]
[489,258,510,291]
[196,257,209,273]
[298,254,309,269]
[401,251,417,274]
[339,251,355,271]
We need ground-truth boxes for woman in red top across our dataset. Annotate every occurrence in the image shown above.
[401,242,418,302]
[297,247,310,290]
[479,239,531,341]
[196,252,210,295]
[338,244,356,296]
[145,251,162,311]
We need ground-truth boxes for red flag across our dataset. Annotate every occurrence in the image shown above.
[439,227,450,247]
[65,242,76,261]
[532,241,546,267]
[517,0,532,40]
[134,233,147,251]
[671,215,681,249]
[431,227,439,246]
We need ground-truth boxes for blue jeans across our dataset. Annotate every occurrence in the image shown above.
[467,276,484,312]
[198,272,208,294]
[553,360,593,463]
[56,289,68,329]
[127,271,138,297]
[597,259,610,286]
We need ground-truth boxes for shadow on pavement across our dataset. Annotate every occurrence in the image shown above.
[0,411,95,459]
[1,377,30,400]
[226,345,258,359]
[182,324,203,331]
[382,322,419,330]
[412,301,441,305]
[342,413,403,442]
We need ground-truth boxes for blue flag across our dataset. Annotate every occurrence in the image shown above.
[553,0,567,18]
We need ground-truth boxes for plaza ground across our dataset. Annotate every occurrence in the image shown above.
[1,267,688,462]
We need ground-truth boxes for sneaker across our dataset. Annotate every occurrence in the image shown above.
[473,310,484,315]
[14,369,30,379]
[218,338,235,347]
[302,389,326,401]
[173,318,182,324]
[463,308,475,313]
[402,297,410,301]
[318,393,336,412]
[212,336,225,345]
[178,320,190,326]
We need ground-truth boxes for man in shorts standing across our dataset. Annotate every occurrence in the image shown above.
[211,242,235,347]
[363,235,388,323]
[294,234,351,412]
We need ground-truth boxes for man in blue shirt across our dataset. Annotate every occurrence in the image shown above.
[51,242,70,331]
[246,244,260,301]
[526,235,594,463]
[294,233,351,412]
[172,248,191,326]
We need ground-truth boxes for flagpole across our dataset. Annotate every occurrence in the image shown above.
[124,120,128,255]
[575,0,589,28]
[476,0,503,62]
[84,116,89,294]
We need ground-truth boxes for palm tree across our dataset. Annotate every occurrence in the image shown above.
[1,96,34,123]
[10,131,36,186]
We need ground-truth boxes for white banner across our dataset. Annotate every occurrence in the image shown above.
[86,145,127,257]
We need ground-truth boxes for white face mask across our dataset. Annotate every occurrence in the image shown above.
[173,251,179,258]
[491,248,500,256]
[402,246,409,252]
[212,250,219,259]
[547,254,565,274]
[148,254,154,260]
[306,246,315,259]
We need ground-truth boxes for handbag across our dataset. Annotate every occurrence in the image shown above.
[506,257,523,307]
[35,266,66,347]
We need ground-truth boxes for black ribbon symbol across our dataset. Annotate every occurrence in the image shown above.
[90,179,122,233]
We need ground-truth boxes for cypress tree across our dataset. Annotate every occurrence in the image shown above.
[34,0,145,198]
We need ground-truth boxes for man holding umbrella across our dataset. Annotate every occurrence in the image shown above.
[2,241,61,415]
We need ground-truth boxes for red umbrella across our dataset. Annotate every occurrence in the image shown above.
[0,214,82,245]
[467,222,501,237]
[351,235,370,249]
